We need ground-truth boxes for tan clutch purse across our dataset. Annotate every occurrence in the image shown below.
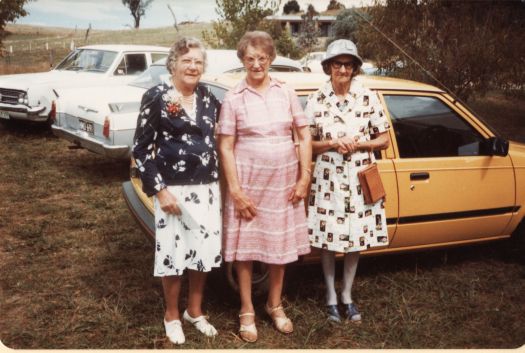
[357,163,386,205]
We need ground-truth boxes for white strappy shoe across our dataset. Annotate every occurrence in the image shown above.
[238,312,258,343]
[265,303,293,334]
[183,310,218,337]
[163,318,185,344]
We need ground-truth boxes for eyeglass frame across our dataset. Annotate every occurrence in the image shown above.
[243,55,270,67]
[330,59,357,71]
[180,57,205,68]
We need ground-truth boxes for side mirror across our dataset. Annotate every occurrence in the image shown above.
[485,136,509,156]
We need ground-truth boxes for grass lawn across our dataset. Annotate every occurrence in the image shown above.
[0,24,524,350]
[0,92,524,348]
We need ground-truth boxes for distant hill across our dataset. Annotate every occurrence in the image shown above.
[1,23,213,74]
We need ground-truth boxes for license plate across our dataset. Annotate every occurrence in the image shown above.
[0,110,10,120]
[78,119,94,134]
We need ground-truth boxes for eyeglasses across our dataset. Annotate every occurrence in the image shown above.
[180,58,204,68]
[331,60,355,70]
[244,55,269,66]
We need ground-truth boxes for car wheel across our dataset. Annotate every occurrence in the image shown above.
[224,261,269,296]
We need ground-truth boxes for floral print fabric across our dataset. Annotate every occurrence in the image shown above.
[133,82,221,197]
[305,78,391,253]
[153,183,222,276]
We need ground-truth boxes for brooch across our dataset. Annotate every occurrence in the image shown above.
[165,89,183,117]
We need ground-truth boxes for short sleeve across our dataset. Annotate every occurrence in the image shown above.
[217,92,237,135]
[287,85,308,128]
[369,91,391,135]
[304,93,320,141]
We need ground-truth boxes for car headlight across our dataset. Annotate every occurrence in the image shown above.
[18,92,29,105]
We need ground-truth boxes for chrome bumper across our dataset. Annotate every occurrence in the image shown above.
[52,125,130,159]
[0,103,47,122]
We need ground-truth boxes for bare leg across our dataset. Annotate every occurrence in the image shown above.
[266,263,293,333]
[187,270,207,317]
[236,261,257,341]
[267,264,285,308]
[236,261,255,316]
[162,275,182,321]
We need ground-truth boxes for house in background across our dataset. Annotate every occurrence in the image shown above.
[264,13,337,37]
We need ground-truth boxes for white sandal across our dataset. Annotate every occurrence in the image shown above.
[182,310,218,337]
[265,303,293,334]
[164,319,185,344]
[238,312,258,343]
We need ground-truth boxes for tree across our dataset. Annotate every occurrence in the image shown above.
[355,0,525,100]
[327,8,363,46]
[296,4,320,54]
[0,0,30,48]
[327,0,345,11]
[122,0,154,29]
[202,0,278,49]
[283,0,300,14]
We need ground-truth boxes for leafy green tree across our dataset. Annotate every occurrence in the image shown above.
[0,0,30,48]
[283,0,300,14]
[296,4,320,54]
[356,0,525,100]
[327,8,363,46]
[202,0,278,49]
[122,0,154,29]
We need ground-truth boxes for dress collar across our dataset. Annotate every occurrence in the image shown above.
[233,75,281,94]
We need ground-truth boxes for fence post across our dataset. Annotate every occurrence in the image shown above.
[70,40,75,50]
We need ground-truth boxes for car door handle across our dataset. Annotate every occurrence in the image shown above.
[410,172,429,180]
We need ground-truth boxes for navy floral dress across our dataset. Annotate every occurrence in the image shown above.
[133,82,222,276]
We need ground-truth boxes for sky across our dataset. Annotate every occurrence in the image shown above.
[15,0,374,30]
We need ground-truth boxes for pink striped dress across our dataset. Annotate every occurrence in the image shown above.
[218,78,311,264]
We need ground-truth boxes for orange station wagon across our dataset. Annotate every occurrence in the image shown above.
[122,72,525,291]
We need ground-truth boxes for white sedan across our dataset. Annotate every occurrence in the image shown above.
[0,44,168,123]
[51,50,303,159]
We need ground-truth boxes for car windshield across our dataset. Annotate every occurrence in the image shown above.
[128,64,168,89]
[55,49,118,73]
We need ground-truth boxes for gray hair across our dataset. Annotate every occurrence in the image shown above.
[237,31,276,62]
[166,37,207,74]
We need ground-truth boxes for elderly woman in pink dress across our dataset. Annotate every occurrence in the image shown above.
[218,31,312,343]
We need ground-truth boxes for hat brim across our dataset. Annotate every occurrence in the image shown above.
[321,53,363,67]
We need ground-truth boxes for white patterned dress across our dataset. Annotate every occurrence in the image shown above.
[306,78,391,253]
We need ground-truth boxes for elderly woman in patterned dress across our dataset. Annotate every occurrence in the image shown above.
[305,39,391,323]
[132,37,222,345]
[218,31,312,343]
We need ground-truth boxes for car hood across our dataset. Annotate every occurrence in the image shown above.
[57,83,146,123]
[0,70,113,91]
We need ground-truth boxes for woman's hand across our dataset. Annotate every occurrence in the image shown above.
[156,188,182,215]
[288,176,310,204]
[231,189,257,220]
[334,136,359,154]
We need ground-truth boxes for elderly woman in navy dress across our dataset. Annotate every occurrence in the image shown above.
[305,39,391,323]
[133,37,221,344]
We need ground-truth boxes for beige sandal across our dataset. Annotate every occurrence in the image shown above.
[265,303,293,334]
[238,312,258,343]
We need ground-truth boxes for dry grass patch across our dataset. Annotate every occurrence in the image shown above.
[0,94,524,349]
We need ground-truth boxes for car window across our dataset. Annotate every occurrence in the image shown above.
[203,83,227,102]
[128,64,167,89]
[384,95,487,158]
[55,49,117,72]
[151,52,168,63]
[115,54,147,75]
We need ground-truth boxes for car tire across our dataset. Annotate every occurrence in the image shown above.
[223,261,269,296]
